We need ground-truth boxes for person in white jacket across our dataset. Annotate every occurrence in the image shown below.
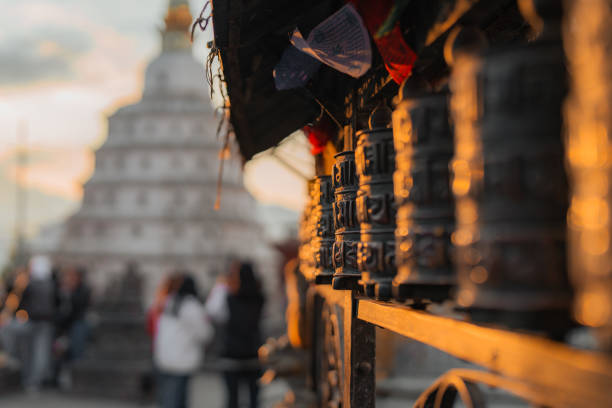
[154,274,212,408]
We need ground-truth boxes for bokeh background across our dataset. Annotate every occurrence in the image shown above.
[0,0,312,267]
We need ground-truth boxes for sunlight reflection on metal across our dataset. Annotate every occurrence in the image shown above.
[392,82,455,303]
[565,0,612,347]
[449,14,571,332]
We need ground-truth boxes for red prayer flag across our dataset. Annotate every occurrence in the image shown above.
[348,0,417,84]
[304,118,336,155]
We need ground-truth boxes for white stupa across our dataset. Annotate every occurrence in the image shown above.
[57,0,278,302]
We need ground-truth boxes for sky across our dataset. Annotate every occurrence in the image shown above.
[0,0,312,265]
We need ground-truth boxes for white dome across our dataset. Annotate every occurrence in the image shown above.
[143,50,209,100]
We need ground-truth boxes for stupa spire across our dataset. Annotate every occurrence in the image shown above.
[162,0,192,51]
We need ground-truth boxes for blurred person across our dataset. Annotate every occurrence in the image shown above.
[0,277,6,311]
[0,266,30,368]
[56,266,91,365]
[154,274,212,408]
[207,261,265,408]
[145,274,182,403]
[147,273,182,345]
[19,255,58,392]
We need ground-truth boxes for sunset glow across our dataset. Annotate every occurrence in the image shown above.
[0,0,308,264]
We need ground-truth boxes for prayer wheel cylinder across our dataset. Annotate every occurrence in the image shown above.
[332,151,361,290]
[356,106,397,300]
[449,8,571,332]
[392,84,456,304]
[299,180,316,282]
[298,211,310,279]
[565,0,612,349]
[312,176,335,284]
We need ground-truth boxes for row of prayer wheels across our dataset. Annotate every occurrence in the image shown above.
[298,0,612,346]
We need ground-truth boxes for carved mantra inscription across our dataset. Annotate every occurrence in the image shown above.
[332,151,361,288]
[396,228,452,270]
[333,152,357,190]
[313,176,334,206]
[316,209,336,239]
[393,92,455,302]
[333,240,359,270]
[313,176,335,283]
[356,191,396,227]
[358,141,395,176]
[334,199,358,232]
[355,128,397,299]
[357,239,396,277]
[356,131,395,182]
[314,238,334,272]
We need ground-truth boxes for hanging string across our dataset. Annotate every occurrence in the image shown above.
[303,89,342,129]
[205,47,220,99]
[270,148,311,181]
[189,0,234,210]
[214,125,232,211]
[215,106,226,138]
[191,1,212,41]
[191,0,227,102]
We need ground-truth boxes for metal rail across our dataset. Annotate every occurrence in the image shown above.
[357,300,612,408]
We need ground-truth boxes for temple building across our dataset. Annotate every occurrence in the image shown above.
[55,0,279,302]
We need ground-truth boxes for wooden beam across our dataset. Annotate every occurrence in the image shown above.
[343,292,375,408]
[357,300,612,408]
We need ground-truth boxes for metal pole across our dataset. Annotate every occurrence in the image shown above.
[14,120,27,265]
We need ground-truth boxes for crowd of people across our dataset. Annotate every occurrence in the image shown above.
[0,256,266,408]
[0,255,91,393]
[148,259,266,408]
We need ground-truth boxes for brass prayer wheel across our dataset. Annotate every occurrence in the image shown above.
[449,8,571,332]
[356,105,397,300]
[299,180,316,282]
[298,212,309,278]
[332,150,360,290]
[392,83,456,304]
[312,175,335,284]
[565,0,612,349]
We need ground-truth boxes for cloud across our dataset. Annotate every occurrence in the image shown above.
[0,145,92,200]
[0,0,165,88]
[0,26,93,85]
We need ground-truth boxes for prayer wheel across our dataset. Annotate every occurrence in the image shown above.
[356,105,397,300]
[449,3,571,332]
[312,175,335,284]
[298,211,309,278]
[565,0,612,349]
[392,82,456,304]
[299,180,316,282]
[332,150,361,290]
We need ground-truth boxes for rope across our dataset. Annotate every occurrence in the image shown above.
[190,1,212,41]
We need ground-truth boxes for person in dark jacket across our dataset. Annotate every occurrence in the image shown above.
[206,261,265,408]
[57,266,91,362]
[19,255,58,391]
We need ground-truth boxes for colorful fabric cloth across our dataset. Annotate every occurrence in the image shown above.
[273,45,321,90]
[290,4,372,78]
[349,0,417,84]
